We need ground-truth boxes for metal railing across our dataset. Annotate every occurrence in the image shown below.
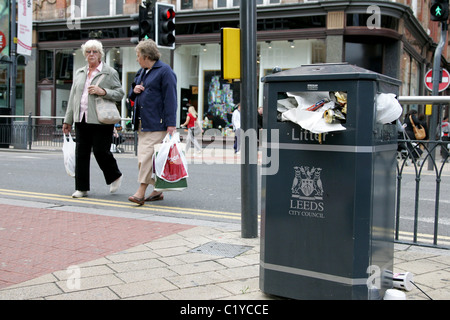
[0,114,137,153]
[396,96,450,250]
[396,138,449,249]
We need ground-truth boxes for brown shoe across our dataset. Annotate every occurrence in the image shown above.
[145,192,164,202]
[128,195,145,206]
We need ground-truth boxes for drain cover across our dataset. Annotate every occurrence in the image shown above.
[189,241,253,258]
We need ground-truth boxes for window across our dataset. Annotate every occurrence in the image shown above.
[215,0,279,9]
[72,0,124,18]
[39,50,53,81]
[180,0,193,10]
[346,14,398,31]
[345,42,383,74]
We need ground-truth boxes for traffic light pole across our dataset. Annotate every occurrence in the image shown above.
[10,0,17,117]
[428,21,448,170]
[240,0,258,238]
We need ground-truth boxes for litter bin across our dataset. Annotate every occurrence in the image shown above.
[12,120,28,149]
[0,107,11,148]
[260,63,401,300]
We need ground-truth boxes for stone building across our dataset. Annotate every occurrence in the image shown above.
[11,0,449,126]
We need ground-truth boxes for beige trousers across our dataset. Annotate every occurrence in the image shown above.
[137,130,167,185]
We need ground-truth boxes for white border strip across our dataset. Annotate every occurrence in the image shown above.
[265,143,396,153]
[261,262,368,286]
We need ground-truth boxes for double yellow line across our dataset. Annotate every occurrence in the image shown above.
[0,188,241,221]
[396,230,450,247]
[2,188,448,246]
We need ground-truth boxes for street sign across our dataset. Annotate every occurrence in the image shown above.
[0,31,6,52]
[425,68,450,92]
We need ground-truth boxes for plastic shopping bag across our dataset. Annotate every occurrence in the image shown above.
[154,132,188,182]
[375,93,403,124]
[62,133,76,177]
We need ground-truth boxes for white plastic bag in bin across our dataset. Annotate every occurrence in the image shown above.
[280,91,346,134]
[282,107,346,134]
[375,93,403,124]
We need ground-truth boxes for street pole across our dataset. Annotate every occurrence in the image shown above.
[240,0,258,238]
[10,0,17,117]
[429,21,448,171]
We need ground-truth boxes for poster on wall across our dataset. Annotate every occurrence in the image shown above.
[203,70,240,129]
[17,0,32,56]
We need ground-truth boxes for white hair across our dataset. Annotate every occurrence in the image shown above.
[81,39,105,60]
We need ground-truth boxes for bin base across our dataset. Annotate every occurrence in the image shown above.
[260,264,383,300]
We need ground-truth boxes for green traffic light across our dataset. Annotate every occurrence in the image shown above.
[436,5,442,16]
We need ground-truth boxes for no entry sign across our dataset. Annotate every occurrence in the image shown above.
[425,68,450,92]
[0,31,6,53]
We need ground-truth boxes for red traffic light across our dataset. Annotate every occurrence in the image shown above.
[164,8,175,20]
[155,3,176,49]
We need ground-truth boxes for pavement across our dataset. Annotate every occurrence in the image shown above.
[0,147,449,301]
[1,197,449,301]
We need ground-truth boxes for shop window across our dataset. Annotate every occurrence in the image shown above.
[39,50,53,81]
[56,51,74,81]
[55,50,74,118]
[400,51,420,97]
[0,65,8,108]
[204,72,240,129]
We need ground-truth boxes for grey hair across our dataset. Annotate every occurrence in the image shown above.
[135,39,161,61]
[81,39,105,60]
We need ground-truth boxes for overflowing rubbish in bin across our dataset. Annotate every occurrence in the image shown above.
[277,91,402,136]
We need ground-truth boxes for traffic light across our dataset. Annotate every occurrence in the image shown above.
[155,2,176,49]
[430,0,449,22]
[130,10,141,44]
[129,4,153,44]
[140,4,153,40]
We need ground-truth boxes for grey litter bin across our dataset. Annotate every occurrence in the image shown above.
[0,107,11,148]
[260,63,400,300]
[12,120,28,149]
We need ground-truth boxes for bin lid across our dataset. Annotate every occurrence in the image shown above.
[262,63,401,85]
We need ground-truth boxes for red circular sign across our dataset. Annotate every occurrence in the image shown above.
[0,31,6,53]
[425,68,450,92]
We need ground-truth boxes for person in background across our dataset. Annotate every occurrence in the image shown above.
[441,116,449,161]
[417,113,429,140]
[232,103,241,154]
[62,39,124,198]
[181,105,202,154]
[402,109,424,161]
[257,106,263,143]
[127,39,177,206]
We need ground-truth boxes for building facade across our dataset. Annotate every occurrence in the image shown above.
[15,0,449,128]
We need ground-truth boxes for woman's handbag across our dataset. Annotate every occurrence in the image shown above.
[95,74,121,124]
[409,115,426,140]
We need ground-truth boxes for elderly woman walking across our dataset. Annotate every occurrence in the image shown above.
[127,39,177,205]
[62,39,124,198]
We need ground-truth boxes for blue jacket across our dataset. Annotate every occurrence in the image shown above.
[129,60,177,131]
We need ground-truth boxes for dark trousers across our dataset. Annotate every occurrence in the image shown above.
[441,136,450,158]
[75,120,122,191]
